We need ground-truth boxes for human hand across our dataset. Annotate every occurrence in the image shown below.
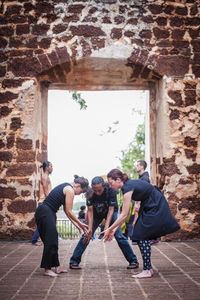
[101,228,115,242]
[83,229,93,244]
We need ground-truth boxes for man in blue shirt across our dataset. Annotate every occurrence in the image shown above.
[69,176,138,269]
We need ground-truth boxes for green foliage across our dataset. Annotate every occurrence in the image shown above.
[116,122,145,209]
[118,123,145,179]
[70,90,87,110]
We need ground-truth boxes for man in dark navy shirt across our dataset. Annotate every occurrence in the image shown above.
[135,160,150,183]
[69,176,138,269]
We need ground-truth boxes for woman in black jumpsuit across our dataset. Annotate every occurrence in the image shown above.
[35,175,90,277]
[103,169,180,279]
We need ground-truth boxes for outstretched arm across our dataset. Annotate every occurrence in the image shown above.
[102,191,133,241]
[64,186,88,236]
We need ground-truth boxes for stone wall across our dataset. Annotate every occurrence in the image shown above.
[0,0,199,240]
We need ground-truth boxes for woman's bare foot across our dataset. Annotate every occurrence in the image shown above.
[55,266,68,274]
[131,269,153,279]
[44,269,58,277]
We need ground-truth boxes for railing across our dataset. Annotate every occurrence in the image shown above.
[56,218,101,240]
[56,219,80,239]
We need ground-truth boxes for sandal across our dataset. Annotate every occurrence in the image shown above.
[69,263,82,270]
[127,262,139,269]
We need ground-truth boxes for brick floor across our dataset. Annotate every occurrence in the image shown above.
[0,239,200,300]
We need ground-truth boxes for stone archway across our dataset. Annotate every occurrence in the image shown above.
[0,0,199,240]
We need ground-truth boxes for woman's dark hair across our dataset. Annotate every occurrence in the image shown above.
[91,176,105,186]
[40,161,51,172]
[74,175,89,193]
[107,169,129,183]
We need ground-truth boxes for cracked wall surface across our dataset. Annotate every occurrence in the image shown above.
[0,0,199,240]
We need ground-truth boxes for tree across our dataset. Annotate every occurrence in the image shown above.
[118,123,145,179]
[117,123,145,208]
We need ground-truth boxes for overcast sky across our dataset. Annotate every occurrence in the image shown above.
[48,90,148,189]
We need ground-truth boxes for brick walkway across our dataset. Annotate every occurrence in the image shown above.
[0,239,200,300]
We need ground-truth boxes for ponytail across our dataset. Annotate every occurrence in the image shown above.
[107,169,129,183]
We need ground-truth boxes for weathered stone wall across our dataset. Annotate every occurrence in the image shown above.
[0,0,199,240]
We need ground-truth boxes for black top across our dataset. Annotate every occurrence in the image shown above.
[87,183,118,218]
[78,211,85,220]
[43,183,71,212]
[122,179,180,240]
[122,179,153,201]
[139,171,150,183]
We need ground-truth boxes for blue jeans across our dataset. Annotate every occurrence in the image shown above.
[70,211,138,265]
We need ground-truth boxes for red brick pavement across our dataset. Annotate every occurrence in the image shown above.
[0,239,200,300]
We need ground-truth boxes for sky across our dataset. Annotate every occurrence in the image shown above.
[48,90,148,190]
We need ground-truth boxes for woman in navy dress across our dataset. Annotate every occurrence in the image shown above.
[35,175,90,277]
[103,169,180,279]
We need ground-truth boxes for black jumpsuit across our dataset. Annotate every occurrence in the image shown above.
[35,183,71,269]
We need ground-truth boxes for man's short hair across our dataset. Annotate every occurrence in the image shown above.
[137,160,147,170]
[91,176,105,186]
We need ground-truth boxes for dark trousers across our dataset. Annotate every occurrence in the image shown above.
[35,204,59,269]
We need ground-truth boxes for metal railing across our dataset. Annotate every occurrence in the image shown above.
[56,218,101,240]
[56,219,80,239]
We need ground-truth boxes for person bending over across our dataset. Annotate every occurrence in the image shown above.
[35,175,90,277]
[69,176,139,270]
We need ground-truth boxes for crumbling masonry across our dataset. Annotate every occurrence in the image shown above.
[0,0,199,240]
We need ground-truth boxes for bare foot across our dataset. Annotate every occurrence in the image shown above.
[55,266,68,274]
[44,269,58,277]
[132,270,153,279]
[32,242,41,246]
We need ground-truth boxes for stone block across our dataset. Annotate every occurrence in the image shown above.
[16,138,32,150]
[0,92,18,104]
[159,163,180,176]
[0,66,6,77]
[52,24,68,34]
[7,200,36,214]
[5,5,22,16]
[16,24,30,35]
[170,17,184,27]
[7,135,15,149]
[187,164,200,175]
[8,57,42,77]
[153,28,170,39]
[68,4,85,13]
[38,38,51,49]
[184,90,196,106]
[0,26,14,36]
[0,186,18,199]
[32,24,50,35]
[156,56,189,76]
[111,28,122,39]
[70,25,105,37]
[0,106,12,117]
[0,37,8,48]
[6,163,36,176]
[17,150,36,162]
[56,47,70,64]
[169,109,180,120]
[148,4,162,14]
[10,118,22,131]
[0,151,12,162]
[2,79,23,88]
[184,136,197,147]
